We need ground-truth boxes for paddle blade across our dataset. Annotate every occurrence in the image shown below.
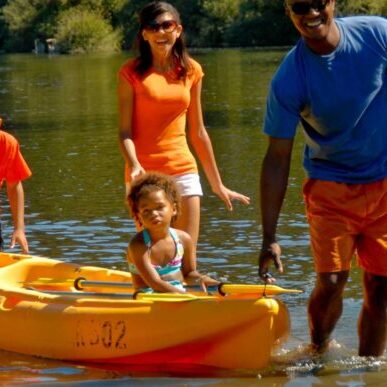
[219,283,303,296]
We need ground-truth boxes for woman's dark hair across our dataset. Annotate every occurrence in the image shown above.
[134,1,192,79]
[127,172,181,224]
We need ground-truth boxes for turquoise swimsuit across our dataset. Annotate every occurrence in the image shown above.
[128,228,185,293]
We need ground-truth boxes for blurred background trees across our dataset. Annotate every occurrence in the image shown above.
[0,0,385,53]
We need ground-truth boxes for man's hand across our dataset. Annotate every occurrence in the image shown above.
[259,242,283,283]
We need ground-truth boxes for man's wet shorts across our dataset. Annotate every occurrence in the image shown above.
[303,178,387,276]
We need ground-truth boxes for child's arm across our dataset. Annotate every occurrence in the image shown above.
[179,231,219,287]
[6,181,29,253]
[128,236,185,293]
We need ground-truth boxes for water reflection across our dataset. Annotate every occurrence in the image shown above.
[0,51,385,385]
[0,347,384,386]
[0,350,123,384]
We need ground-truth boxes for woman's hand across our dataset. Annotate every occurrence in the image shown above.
[214,185,251,211]
[130,164,146,181]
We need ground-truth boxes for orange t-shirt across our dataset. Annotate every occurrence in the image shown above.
[0,130,32,186]
[119,58,203,182]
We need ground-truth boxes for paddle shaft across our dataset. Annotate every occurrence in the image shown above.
[74,278,302,296]
[74,277,211,293]
[42,289,136,298]
[32,289,199,302]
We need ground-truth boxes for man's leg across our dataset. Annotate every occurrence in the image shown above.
[308,271,349,352]
[358,272,387,356]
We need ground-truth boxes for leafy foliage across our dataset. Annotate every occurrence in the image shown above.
[0,0,385,52]
[336,0,387,16]
[226,0,298,47]
[2,0,60,51]
[55,6,122,53]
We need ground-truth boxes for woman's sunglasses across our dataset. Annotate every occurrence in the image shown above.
[289,0,330,15]
[144,20,178,33]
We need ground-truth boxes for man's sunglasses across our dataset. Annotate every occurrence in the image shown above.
[144,20,178,33]
[289,0,330,15]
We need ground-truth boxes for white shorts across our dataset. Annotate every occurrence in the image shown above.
[173,173,203,197]
[125,173,203,197]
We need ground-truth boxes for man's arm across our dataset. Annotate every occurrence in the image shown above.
[259,136,294,282]
[6,181,29,253]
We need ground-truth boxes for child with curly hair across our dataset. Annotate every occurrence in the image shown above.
[127,172,218,293]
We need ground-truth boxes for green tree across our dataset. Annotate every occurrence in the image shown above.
[1,0,125,52]
[55,6,122,53]
[0,0,386,52]
[337,0,387,16]
[0,0,8,49]
[200,0,241,46]
[172,0,207,47]
[113,0,149,50]
[2,0,62,51]
[226,0,298,47]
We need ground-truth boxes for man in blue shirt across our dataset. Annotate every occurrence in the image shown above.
[259,0,386,356]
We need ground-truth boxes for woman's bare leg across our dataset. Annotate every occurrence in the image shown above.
[172,195,201,256]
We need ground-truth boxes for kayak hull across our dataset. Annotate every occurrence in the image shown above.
[0,252,290,370]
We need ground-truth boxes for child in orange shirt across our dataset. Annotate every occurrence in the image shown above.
[0,117,32,253]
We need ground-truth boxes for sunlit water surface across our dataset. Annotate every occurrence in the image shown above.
[0,51,385,385]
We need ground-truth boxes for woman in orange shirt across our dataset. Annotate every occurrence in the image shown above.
[118,1,250,253]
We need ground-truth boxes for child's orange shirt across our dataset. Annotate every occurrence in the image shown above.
[0,130,32,186]
[119,58,203,182]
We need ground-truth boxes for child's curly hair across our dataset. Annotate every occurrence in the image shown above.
[127,172,181,224]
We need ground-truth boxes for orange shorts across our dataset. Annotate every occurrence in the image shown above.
[303,178,387,276]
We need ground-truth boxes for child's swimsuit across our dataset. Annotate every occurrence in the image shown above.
[128,228,185,293]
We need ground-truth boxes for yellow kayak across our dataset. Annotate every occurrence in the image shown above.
[0,252,292,370]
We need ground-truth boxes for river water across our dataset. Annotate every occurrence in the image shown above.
[0,50,385,385]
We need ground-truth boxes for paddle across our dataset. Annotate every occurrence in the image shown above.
[24,277,303,296]
[75,278,303,296]
[37,289,200,302]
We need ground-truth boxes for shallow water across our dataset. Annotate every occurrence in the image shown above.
[0,50,385,385]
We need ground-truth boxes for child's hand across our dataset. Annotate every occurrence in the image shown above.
[185,272,220,293]
[198,274,220,293]
[11,228,29,253]
[199,274,220,287]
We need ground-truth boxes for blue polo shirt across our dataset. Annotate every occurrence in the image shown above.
[264,16,387,183]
